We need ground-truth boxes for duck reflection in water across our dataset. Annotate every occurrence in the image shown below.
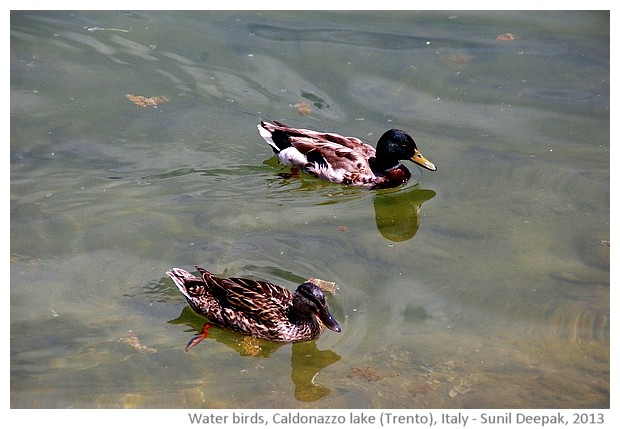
[262,174,436,243]
[263,155,435,242]
[169,307,341,402]
[373,185,436,242]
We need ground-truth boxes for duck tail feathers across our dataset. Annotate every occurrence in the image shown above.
[257,121,281,153]
[166,267,200,298]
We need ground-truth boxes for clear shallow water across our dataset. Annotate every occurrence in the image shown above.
[10,11,609,408]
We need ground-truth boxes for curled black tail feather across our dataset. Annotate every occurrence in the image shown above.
[270,130,293,151]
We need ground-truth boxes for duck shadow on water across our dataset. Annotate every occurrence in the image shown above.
[169,307,341,402]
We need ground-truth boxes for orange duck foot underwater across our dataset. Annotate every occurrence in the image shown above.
[257,120,436,189]
[166,266,341,350]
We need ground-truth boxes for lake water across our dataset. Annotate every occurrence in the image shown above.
[10,10,609,409]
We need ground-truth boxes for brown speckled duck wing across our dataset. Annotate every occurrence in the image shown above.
[196,267,293,320]
[314,133,375,159]
[267,120,375,155]
[306,142,372,170]
[293,141,377,186]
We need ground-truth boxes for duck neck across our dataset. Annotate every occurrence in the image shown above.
[287,308,322,336]
[369,155,400,174]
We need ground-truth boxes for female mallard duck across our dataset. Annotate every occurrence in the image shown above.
[258,120,436,189]
[166,266,341,350]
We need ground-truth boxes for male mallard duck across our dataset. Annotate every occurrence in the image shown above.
[258,120,436,189]
[166,266,341,350]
